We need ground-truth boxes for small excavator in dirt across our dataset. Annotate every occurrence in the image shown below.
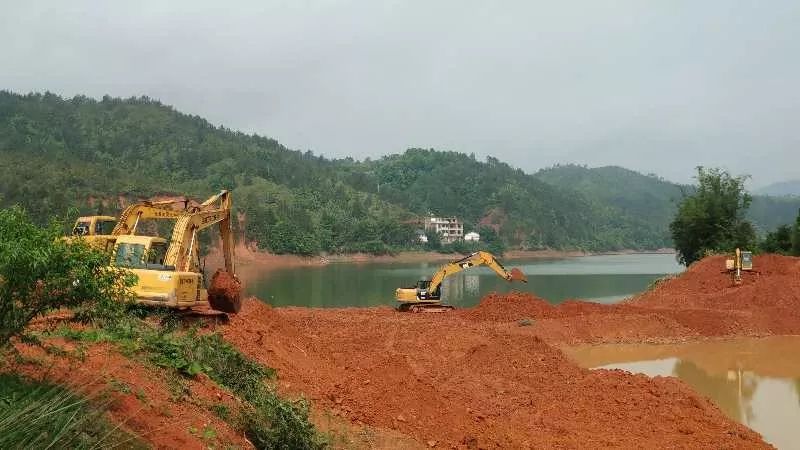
[725,247,753,285]
[396,251,527,312]
[110,190,241,313]
[69,198,190,252]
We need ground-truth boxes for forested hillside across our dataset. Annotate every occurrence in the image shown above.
[535,164,800,238]
[347,150,669,249]
[1,91,796,255]
[0,91,414,255]
[535,165,683,245]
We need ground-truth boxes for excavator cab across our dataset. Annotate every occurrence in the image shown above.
[68,215,119,253]
[415,279,440,300]
[111,235,203,307]
[72,216,117,236]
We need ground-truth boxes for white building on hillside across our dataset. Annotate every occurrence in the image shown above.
[424,215,464,244]
[464,231,480,242]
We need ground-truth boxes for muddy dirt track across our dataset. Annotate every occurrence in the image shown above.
[221,255,800,448]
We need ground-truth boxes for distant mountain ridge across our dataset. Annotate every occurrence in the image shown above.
[755,180,800,197]
[534,164,800,235]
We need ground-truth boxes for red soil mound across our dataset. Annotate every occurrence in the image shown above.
[221,299,768,448]
[462,254,800,344]
[458,291,555,321]
[632,254,800,311]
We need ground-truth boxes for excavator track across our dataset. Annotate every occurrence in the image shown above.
[398,303,455,313]
[173,307,230,326]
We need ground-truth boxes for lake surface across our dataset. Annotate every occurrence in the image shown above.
[566,337,800,450]
[243,253,684,308]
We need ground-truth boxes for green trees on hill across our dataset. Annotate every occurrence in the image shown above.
[534,164,800,244]
[2,90,799,256]
[360,149,671,251]
[670,168,756,265]
[535,164,683,244]
[760,225,794,254]
[758,209,800,255]
[0,91,414,255]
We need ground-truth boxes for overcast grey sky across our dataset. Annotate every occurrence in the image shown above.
[2,1,798,186]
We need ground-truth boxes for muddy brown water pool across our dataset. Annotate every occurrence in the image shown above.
[566,336,800,449]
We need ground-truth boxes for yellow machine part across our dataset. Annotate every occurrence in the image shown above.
[128,268,208,308]
[395,287,419,302]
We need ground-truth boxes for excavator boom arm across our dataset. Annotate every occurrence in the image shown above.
[110,199,189,236]
[163,191,235,274]
[427,251,526,294]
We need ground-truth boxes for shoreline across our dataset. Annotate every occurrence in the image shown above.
[208,244,675,275]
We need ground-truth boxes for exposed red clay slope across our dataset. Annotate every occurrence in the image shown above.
[221,298,768,449]
[9,339,251,450]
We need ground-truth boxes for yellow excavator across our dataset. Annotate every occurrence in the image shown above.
[69,198,189,252]
[110,190,241,313]
[396,251,527,312]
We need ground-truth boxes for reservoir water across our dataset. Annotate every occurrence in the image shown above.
[243,253,683,308]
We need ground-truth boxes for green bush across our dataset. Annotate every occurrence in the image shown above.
[670,168,756,265]
[760,224,794,254]
[0,206,132,347]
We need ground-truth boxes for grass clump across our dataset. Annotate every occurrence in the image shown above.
[0,373,143,450]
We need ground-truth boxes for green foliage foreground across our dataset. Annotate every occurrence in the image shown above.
[0,205,133,347]
[0,373,143,450]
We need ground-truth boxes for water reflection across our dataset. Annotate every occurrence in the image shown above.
[566,337,800,449]
[243,253,683,308]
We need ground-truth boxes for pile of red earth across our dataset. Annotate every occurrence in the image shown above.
[461,254,800,344]
[221,296,769,448]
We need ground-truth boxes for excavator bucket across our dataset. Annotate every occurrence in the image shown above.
[509,268,528,283]
[208,269,242,313]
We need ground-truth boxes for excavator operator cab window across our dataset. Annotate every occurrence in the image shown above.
[416,280,431,290]
[146,242,168,268]
[95,220,117,235]
[73,222,90,236]
[114,243,146,268]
